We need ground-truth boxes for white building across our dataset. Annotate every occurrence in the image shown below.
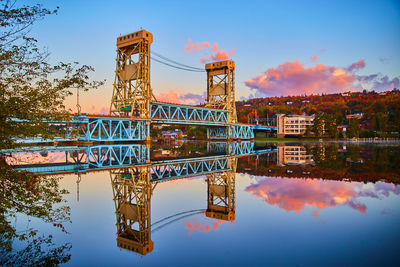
[276,114,315,138]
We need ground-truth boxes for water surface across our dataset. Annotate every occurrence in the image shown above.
[2,142,400,266]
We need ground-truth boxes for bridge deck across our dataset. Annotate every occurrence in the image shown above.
[11,102,276,143]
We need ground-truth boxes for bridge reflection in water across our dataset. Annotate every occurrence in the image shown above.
[8,141,276,255]
[110,157,238,255]
[9,142,397,256]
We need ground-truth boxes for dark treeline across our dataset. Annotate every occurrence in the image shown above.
[237,143,400,184]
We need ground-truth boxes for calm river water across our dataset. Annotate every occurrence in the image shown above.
[2,141,400,266]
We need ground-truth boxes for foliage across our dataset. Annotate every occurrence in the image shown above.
[0,0,104,150]
[312,113,325,137]
[347,119,360,138]
[372,112,389,133]
[236,89,400,137]
[323,114,338,138]
[0,235,71,266]
[0,158,70,250]
[0,0,102,264]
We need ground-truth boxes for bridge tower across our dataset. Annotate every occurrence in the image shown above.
[206,157,237,221]
[110,167,153,255]
[110,30,153,119]
[205,60,237,123]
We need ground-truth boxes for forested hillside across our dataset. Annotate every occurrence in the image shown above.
[237,89,400,133]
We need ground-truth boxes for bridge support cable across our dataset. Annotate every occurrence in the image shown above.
[151,51,205,72]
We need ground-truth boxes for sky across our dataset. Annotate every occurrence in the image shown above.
[25,0,400,113]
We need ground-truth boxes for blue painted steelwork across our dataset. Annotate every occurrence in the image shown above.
[231,124,255,139]
[208,124,255,139]
[150,102,230,126]
[9,142,275,177]
[11,103,277,143]
[253,125,277,131]
[207,141,254,155]
[150,156,230,182]
[66,117,150,142]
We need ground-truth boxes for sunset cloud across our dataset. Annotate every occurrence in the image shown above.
[185,39,234,63]
[245,59,358,96]
[245,178,367,214]
[154,90,206,105]
[184,39,210,54]
[200,43,234,63]
[311,55,318,62]
[345,59,365,73]
[155,90,182,104]
[245,58,399,96]
[185,218,227,235]
[246,178,400,217]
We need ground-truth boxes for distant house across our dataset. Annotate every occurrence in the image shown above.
[161,130,183,139]
[342,92,351,97]
[285,101,293,105]
[337,125,349,132]
[346,113,363,119]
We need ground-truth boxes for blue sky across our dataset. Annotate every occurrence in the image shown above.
[26,0,400,112]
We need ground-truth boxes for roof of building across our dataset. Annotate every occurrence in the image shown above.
[161,130,182,136]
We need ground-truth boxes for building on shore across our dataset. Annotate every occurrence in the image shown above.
[161,130,183,140]
[346,113,363,119]
[277,144,314,166]
[276,114,315,138]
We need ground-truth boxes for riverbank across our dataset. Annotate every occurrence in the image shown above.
[254,137,400,143]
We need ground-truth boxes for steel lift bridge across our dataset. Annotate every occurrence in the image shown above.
[38,29,275,144]
[8,142,277,255]
[108,29,261,141]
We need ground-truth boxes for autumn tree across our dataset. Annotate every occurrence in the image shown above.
[347,118,360,138]
[323,114,338,138]
[372,112,389,134]
[0,0,102,263]
[0,1,103,150]
[312,113,325,137]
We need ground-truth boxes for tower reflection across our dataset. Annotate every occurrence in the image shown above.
[206,158,237,221]
[107,142,260,256]
[110,158,240,256]
[110,167,153,255]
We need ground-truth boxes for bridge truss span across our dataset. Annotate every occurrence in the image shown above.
[150,102,230,125]
[150,156,230,182]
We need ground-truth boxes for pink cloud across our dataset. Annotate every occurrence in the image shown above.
[185,218,227,235]
[245,59,360,96]
[88,106,109,115]
[245,178,367,214]
[155,90,206,105]
[185,219,211,235]
[185,39,234,63]
[311,55,318,62]
[312,211,319,218]
[98,107,108,115]
[184,38,210,54]
[155,90,182,104]
[200,43,234,63]
[345,59,365,72]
